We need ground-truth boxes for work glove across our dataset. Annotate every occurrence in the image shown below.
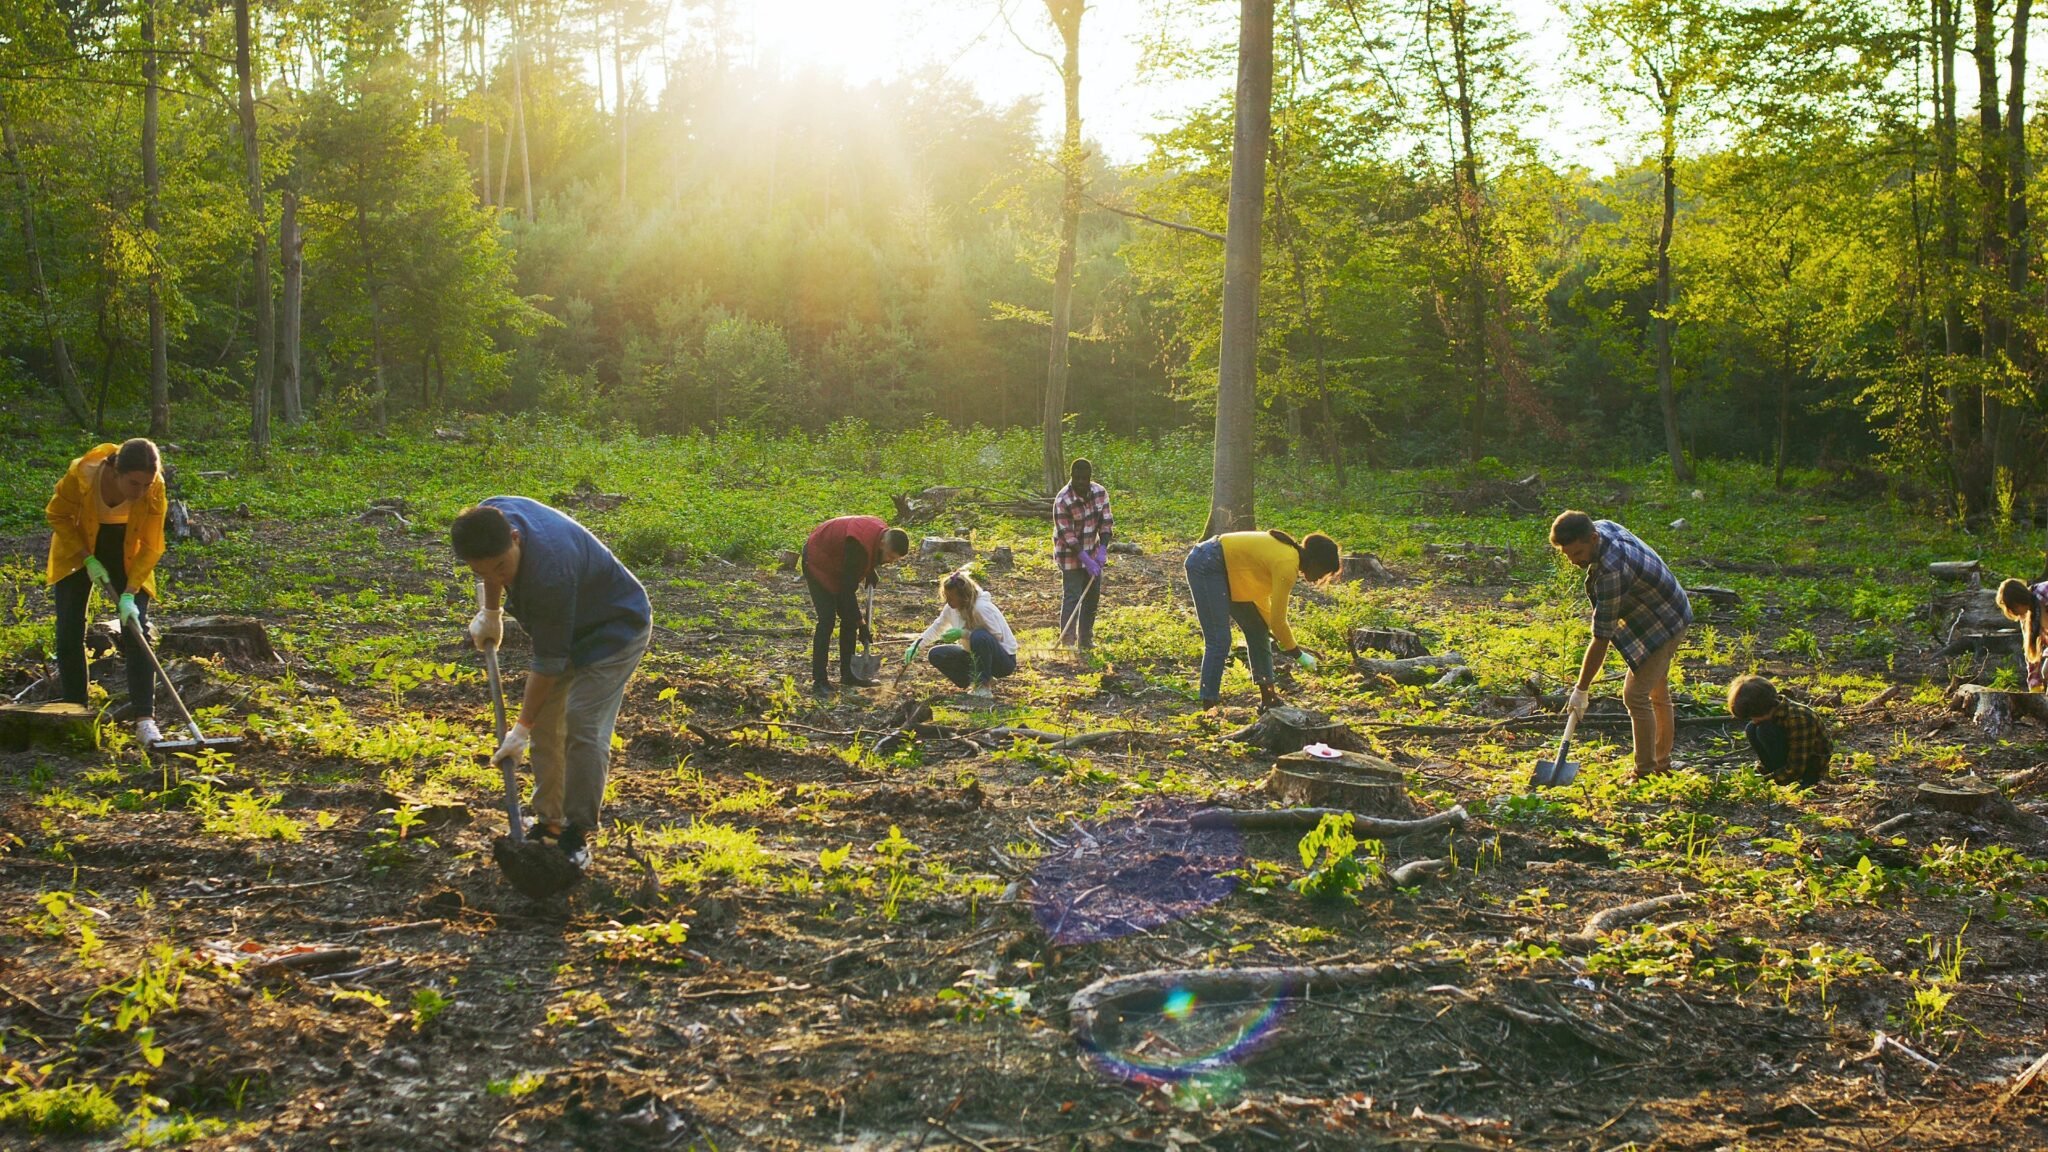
[469,606,503,651]
[117,593,142,632]
[84,556,112,595]
[1291,648,1318,671]
[491,720,532,767]
[1563,687,1590,720]
[1080,545,1104,578]
[904,639,923,666]
[940,627,964,644]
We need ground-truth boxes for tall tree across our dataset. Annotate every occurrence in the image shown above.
[1208,0,1273,535]
[235,0,275,455]
[1036,0,1084,496]
[280,187,305,422]
[143,0,170,436]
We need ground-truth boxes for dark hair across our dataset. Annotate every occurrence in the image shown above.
[1270,529,1342,581]
[1550,510,1596,546]
[1726,674,1779,720]
[1998,577,2037,620]
[882,528,910,558]
[451,505,515,560]
[1070,458,1093,486]
[114,438,160,475]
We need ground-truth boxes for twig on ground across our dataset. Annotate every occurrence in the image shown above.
[1187,805,1468,838]
[1995,1049,2048,1112]
[1564,892,1698,950]
[183,872,358,901]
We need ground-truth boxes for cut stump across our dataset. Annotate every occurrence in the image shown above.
[1949,684,2048,737]
[1224,706,1366,755]
[1917,776,2000,814]
[1687,586,1740,617]
[1353,653,1466,686]
[156,616,282,666]
[1266,750,1414,818]
[0,702,98,752]
[1349,627,1427,660]
[919,536,974,560]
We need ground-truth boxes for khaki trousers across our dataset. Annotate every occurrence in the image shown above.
[1622,629,1684,776]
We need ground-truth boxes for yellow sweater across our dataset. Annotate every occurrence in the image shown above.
[46,444,168,597]
[1218,531,1301,650]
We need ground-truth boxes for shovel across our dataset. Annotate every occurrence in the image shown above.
[479,589,583,900]
[1530,705,1583,788]
[847,583,882,683]
[126,613,242,756]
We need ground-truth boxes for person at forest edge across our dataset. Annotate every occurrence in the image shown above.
[1726,674,1832,788]
[1996,577,2048,690]
[454,498,651,870]
[46,439,169,746]
[906,571,1018,699]
[1053,458,1114,653]
[801,515,911,695]
[1185,529,1340,710]
[1549,511,1692,779]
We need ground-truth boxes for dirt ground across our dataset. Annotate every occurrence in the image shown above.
[3,517,2048,1152]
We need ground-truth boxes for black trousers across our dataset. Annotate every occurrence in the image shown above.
[803,567,859,686]
[54,523,154,716]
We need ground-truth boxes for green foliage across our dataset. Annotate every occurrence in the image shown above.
[0,1082,123,1135]
[1290,814,1382,903]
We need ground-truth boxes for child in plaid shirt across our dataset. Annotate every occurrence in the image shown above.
[1727,675,1832,788]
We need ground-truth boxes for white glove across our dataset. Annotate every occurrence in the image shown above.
[1564,688,1590,719]
[469,606,503,651]
[491,720,531,767]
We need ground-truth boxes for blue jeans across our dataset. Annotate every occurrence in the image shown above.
[1185,539,1273,702]
[1060,568,1102,648]
[929,629,1016,688]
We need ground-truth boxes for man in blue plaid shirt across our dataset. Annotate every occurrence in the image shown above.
[1053,458,1114,652]
[1550,511,1692,778]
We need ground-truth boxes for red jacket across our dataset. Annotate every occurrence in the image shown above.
[803,516,889,597]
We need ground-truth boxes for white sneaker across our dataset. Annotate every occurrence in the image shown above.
[968,682,993,700]
[135,718,163,747]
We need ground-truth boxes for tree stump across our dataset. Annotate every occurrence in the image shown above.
[1265,750,1415,817]
[989,545,1014,568]
[1917,776,1999,815]
[1339,553,1395,583]
[156,617,282,666]
[1109,541,1144,556]
[919,536,974,560]
[776,549,801,573]
[1349,627,1427,660]
[0,703,98,752]
[1353,653,1466,686]
[1687,586,1740,618]
[1934,588,2014,642]
[1928,560,1984,587]
[1224,706,1366,755]
[1950,684,2048,737]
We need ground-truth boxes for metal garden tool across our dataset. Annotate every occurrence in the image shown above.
[126,614,242,755]
[480,601,582,900]
[847,583,882,683]
[1530,705,1583,788]
[1058,569,1102,648]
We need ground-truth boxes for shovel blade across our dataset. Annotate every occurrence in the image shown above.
[149,736,244,754]
[1529,759,1578,788]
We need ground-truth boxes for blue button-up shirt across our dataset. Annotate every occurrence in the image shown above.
[1584,520,1691,669]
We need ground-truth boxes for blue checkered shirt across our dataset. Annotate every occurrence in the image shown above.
[1584,520,1691,669]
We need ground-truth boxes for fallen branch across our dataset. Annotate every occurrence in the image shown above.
[1188,804,1467,839]
[1996,1049,2048,1113]
[1565,892,1698,950]
[1866,812,1917,837]
[249,948,363,979]
[1386,858,1452,887]
[1069,961,1439,1070]
[1357,713,1735,737]
[1353,653,1466,686]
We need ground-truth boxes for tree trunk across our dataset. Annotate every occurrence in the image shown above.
[480,0,492,208]
[1972,0,2006,480]
[513,0,533,222]
[1774,320,1794,489]
[2004,0,2031,467]
[1653,89,1692,484]
[143,0,170,437]
[235,0,274,458]
[279,188,304,423]
[615,5,630,211]
[0,96,91,427]
[1207,0,1273,537]
[357,199,388,432]
[1447,0,1492,462]
[1934,0,1975,502]
[1040,0,1084,496]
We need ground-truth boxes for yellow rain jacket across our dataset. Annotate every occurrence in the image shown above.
[45,444,169,598]
[1217,531,1301,651]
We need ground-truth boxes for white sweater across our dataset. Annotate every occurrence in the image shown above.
[914,591,1018,656]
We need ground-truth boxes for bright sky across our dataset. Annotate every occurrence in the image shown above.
[736,0,1622,170]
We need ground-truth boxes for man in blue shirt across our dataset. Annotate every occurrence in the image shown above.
[1550,510,1692,779]
[453,497,652,869]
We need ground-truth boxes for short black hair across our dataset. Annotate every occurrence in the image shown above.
[1070,458,1093,485]
[115,438,160,475]
[1726,674,1779,720]
[1550,510,1596,547]
[451,505,515,560]
[882,528,910,558]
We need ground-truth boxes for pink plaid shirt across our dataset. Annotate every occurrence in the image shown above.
[1052,482,1113,571]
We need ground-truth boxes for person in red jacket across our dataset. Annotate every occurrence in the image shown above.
[801,516,910,694]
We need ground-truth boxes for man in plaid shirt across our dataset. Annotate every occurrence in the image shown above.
[1549,511,1692,778]
[1053,458,1114,652]
[1727,675,1832,787]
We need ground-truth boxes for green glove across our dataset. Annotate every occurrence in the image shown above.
[904,640,923,665]
[84,556,111,592]
[117,593,142,631]
[1297,650,1318,671]
[940,627,963,643]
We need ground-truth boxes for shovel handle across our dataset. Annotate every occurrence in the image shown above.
[480,583,523,845]
[1554,704,1582,763]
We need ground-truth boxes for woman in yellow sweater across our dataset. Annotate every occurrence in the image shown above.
[45,440,169,744]
[1184,529,1341,709]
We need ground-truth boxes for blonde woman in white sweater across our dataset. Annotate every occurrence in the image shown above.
[906,571,1018,698]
